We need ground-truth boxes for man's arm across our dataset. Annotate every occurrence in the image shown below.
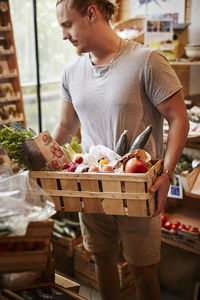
[150,89,189,216]
[52,100,80,145]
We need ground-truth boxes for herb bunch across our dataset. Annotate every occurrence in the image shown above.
[0,125,34,170]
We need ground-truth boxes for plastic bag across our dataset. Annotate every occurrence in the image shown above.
[79,145,121,170]
[0,163,56,236]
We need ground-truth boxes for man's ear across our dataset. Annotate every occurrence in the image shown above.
[87,6,96,24]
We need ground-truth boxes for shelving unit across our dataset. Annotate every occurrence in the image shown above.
[0,0,26,127]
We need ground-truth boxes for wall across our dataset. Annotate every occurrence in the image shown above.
[117,0,200,97]
[189,0,200,95]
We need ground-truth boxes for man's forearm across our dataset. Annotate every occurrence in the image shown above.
[163,118,189,172]
[52,122,78,146]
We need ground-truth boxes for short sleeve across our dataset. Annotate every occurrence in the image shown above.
[144,51,182,106]
[60,67,72,102]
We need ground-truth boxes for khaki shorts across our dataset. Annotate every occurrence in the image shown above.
[79,213,161,266]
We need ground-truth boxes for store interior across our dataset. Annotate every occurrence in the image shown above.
[0,0,200,299]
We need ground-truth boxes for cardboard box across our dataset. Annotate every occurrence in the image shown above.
[180,166,200,197]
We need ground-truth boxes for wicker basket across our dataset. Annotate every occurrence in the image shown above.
[112,17,146,44]
[0,220,54,273]
[29,159,162,217]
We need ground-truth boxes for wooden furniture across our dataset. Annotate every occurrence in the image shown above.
[0,0,26,127]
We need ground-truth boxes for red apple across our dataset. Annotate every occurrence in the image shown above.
[125,157,148,173]
[161,215,167,227]
[178,224,187,231]
[174,221,181,228]
[164,221,172,230]
[171,224,177,231]
[189,226,199,233]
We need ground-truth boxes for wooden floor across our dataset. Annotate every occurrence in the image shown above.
[76,279,182,300]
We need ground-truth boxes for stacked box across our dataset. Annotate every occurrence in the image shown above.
[73,243,134,291]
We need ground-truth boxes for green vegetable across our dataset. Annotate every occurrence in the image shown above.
[63,218,81,230]
[115,130,128,156]
[63,225,77,238]
[0,124,35,170]
[128,124,152,153]
[70,136,82,153]
[62,143,76,161]
[54,223,65,235]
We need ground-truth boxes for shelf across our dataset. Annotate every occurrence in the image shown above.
[0,93,20,103]
[162,206,200,255]
[0,23,11,32]
[170,61,200,66]
[0,69,17,79]
[0,113,24,125]
[161,237,200,255]
[0,46,14,56]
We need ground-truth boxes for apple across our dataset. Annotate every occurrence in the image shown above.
[161,215,167,227]
[178,224,187,231]
[189,226,199,233]
[125,157,148,173]
[171,224,177,231]
[164,221,172,230]
[174,221,181,228]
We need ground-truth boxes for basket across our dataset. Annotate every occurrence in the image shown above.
[112,17,146,44]
[29,159,162,217]
[0,220,54,273]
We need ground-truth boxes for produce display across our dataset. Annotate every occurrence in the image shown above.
[161,214,199,233]
[0,122,154,174]
[52,218,81,239]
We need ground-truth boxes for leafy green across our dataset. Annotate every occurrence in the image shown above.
[62,143,76,161]
[70,136,82,154]
[0,124,35,170]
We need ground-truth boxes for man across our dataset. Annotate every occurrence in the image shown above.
[53,1,189,299]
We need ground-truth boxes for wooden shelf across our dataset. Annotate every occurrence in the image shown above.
[0,93,20,103]
[0,3,26,127]
[162,206,200,255]
[0,69,17,79]
[0,113,24,125]
[0,23,11,32]
[0,46,14,55]
[161,237,200,255]
[170,61,200,66]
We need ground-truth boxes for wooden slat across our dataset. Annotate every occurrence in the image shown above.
[102,180,124,215]
[60,179,82,212]
[0,252,47,273]
[27,189,149,200]
[125,181,145,193]
[40,177,61,210]
[80,180,104,213]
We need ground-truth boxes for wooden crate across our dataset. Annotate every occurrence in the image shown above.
[51,235,82,276]
[29,159,162,217]
[2,282,87,300]
[73,243,134,292]
[0,220,54,273]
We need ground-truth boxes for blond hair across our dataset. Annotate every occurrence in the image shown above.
[56,0,118,22]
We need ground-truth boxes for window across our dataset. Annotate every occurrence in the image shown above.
[10,0,77,133]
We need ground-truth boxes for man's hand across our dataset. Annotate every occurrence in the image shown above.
[149,173,171,216]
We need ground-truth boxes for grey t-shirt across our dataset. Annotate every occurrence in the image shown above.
[60,40,182,158]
